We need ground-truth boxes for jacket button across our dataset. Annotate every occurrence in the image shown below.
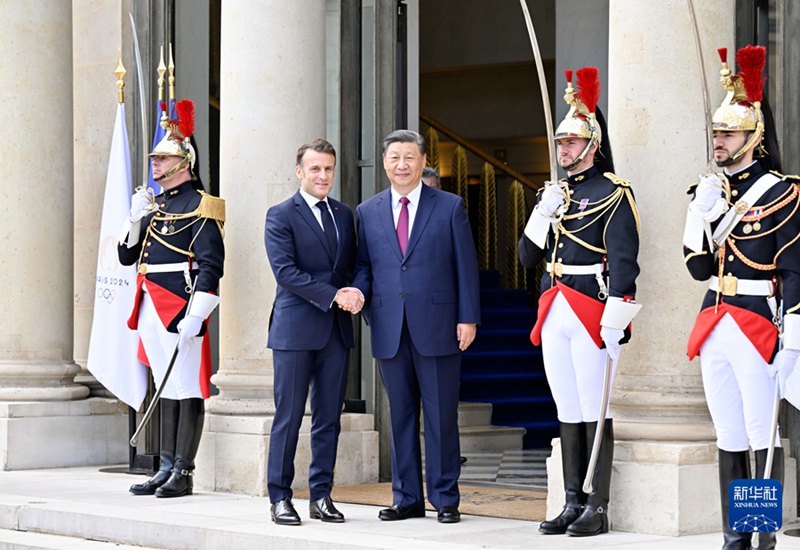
[399,292,405,298]
[401,266,407,271]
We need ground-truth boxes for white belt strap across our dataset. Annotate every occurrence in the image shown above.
[138,262,192,275]
[139,261,193,291]
[546,262,608,299]
[712,173,780,248]
[708,275,774,297]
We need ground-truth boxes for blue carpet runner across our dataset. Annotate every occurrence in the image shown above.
[460,270,558,449]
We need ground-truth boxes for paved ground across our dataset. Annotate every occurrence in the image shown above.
[0,466,799,549]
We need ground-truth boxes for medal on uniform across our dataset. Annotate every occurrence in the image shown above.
[742,223,753,234]
[578,198,589,212]
[747,208,762,232]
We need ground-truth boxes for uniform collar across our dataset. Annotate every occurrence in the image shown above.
[726,161,764,186]
[567,165,598,185]
[163,180,195,197]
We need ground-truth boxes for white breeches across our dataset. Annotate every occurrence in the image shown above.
[540,292,614,423]
[137,284,203,400]
[700,313,780,452]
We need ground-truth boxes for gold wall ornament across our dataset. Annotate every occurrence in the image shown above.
[453,145,469,212]
[425,127,440,171]
[114,49,126,104]
[478,163,497,271]
[504,180,527,290]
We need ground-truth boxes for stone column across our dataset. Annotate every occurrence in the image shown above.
[546,0,795,534]
[196,0,378,495]
[0,0,126,470]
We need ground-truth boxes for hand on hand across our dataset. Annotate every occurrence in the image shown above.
[600,326,624,364]
[769,348,800,399]
[457,323,477,351]
[129,187,155,222]
[335,288,364,314]
[691,175,727,216]
[176,315,204,350]
[537,183,567,217]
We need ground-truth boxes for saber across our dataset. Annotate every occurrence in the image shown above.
[130,278,198,447]
[764,375,780,479]
[129,13,150,191]
[518,0,557,183]
[583,352,613,493]
[687,0,715,172]
[764,299,784,478]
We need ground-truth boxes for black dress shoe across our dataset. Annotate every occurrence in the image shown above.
[271,498,301,526]
[378,504,426,521]
[309,496,345,523]
[437,506,461,524]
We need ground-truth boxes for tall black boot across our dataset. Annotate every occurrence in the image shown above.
[719,450,753,550]
[567,419,613,537]
[540,422,586,534]
[753,447,784,550]
[156,398,204,498]
[130,398,180,495]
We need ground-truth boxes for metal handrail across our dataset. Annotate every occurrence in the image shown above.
[420,111,541,190]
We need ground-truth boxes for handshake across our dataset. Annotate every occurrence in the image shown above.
[335,287,364,314]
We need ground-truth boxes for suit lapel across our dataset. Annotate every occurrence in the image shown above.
[404,186,435,260]
[294,191,335,262]
[378,190,404,262]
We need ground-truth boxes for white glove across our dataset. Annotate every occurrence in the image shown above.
[691,175,727,218]
[600,326,624,364]
[129,188,155,222]
[176,315,204,350]
[537,184,567,217]
[768,348,800,399]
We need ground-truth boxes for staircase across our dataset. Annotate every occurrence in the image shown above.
[460,270,559,449]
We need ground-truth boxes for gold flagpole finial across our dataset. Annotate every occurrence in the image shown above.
[157,46,168,128]
[114,49,126,104]
[168,43,176,101]
[157,45,166,101]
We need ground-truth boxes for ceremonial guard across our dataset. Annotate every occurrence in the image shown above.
[118,100,225,498]
[518,68,641,537]
[683,46,800,550]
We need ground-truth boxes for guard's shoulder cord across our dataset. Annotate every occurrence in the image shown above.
[603,172,631,188]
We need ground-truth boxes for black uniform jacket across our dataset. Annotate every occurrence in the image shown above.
[519,165,640,302]
[118,181,225,334]
[685,162,800,360]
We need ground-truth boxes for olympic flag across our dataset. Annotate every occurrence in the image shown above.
[87,102,149,409]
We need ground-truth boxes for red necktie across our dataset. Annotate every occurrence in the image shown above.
[397,196,410,256]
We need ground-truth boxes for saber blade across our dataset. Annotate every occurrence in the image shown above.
[518,0,556,183]
[129,13,150,189]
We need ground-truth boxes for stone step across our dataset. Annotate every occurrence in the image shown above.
[0,528,162,550]
[456,401,493,427]
[456,425,525,453]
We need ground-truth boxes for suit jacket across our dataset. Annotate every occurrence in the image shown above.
[265,191,356,351]
[352,185,480,359]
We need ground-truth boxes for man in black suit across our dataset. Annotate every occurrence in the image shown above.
[264,139,363,525]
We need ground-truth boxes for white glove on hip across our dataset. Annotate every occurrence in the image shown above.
[600,326,624,364]
[177,314,204,351]
[129,188,155,222]
[691,175,727,217]
[768,348,800,399]
[537,184,567,217]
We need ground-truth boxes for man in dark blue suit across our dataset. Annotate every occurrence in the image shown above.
[264,139,363,526]
[352,130,480,523]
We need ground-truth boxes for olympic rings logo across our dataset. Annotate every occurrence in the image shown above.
[97,287,117,304]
